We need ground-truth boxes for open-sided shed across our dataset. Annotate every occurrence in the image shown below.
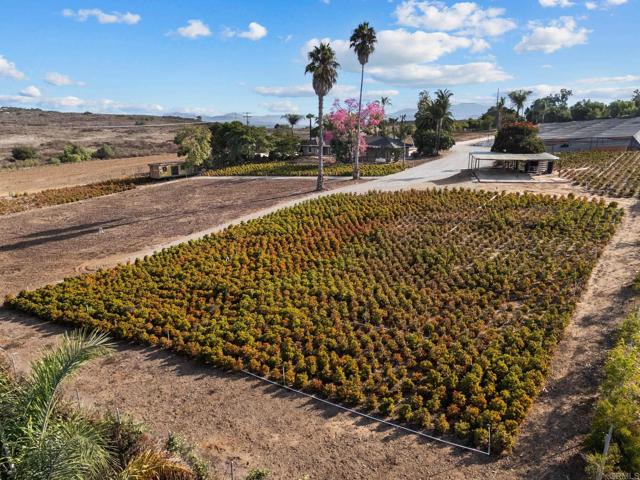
[468,152,560,175]
[539,117,640,153]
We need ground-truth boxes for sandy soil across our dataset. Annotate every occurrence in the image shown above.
[0,108,195,164]
[0,154,179,196]
[1,174,638,479]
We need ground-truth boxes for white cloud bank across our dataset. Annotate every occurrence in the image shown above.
[45,72,85,87]
[586,0,628,9]
[394,0,517,37]
[62,8,140,25]
[0,55,25,80]
[223,22,268,41]
[515,17,589,54]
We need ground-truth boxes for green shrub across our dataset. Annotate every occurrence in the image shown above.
[11,145,39,161]
[56,144,92,163]
[413,130,455,155]
[93,144,118,160]
[492,122,545,154]
[587,310,640,474]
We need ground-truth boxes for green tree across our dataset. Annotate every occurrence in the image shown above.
[209,122,273,167]
[349,22,377,180]
[174,126,212,169]
[492,122,545,154]
[608,100,637,118]
[508,89,533,119]
[432,89,454,154]
[633,89,640,109]
[281,113,303,135]
[305,42,340,191]
[570,100,609,121]
[305,113,315,140]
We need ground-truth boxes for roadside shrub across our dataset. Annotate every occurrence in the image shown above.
[413,129,455,155]
[93,144,118,160]
[491,122,545,154]
[56,143,92,163]
[11,145,39,161]
[587,310,640,474]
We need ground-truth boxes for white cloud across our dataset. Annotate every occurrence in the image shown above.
[577,75,640,84]
[261,100,299,113]
[174,19,211,39]
[515,17,589,54]
[45,72,85,87]
[586,0,628,9]
[254,85,315,97]
[394,1,516,37]
[254,84,357,98]
[539,0,574,7]
[0,55,25,80]
[223,22,268,41]
[62,8,140,25]
[367,62,512,87]
[19,86,41,97]
[0,93,165,114]
[364,89,400,99]
[304,29,490,72]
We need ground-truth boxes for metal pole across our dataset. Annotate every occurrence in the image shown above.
[230,460,235,480]
[596,425,613,480]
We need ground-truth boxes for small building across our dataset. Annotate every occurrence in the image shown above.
[364,136,413,163]
[539,117,640,153]
[468,152,560,175]
[148,161,194,179]
[301,138,332,156]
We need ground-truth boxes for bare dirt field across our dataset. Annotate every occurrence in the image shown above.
[1,173,638,479]
[0,108,194,165]
[0,154,178,196]
[0,176,358,297]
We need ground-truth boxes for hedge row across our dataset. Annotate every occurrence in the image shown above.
[202,161,405,177]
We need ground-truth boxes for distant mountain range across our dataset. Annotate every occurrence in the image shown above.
[390,103,489,121]
[176,102,489,128]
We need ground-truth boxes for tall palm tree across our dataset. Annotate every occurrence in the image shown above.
[305,113,315,140]
[432,89,454,154]
[281,113,303,136]
[349,22,377,180]
[380,96,391,110]
[508,89,533,119]
[305,42,340,191]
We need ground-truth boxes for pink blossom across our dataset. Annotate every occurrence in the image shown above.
[325,98,386,157]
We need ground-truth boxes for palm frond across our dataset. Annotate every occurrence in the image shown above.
[118,450,195,480]
[24,329,113,436]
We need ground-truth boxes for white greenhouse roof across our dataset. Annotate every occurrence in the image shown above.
[539,117,640,141]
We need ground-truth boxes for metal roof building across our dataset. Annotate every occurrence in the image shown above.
[539,117,640,153]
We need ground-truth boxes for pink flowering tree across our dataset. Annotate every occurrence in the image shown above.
[325,98,384,163]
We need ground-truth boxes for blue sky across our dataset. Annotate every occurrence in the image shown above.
[0,0,638,116]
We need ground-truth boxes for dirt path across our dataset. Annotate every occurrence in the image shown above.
[0,154,175,196]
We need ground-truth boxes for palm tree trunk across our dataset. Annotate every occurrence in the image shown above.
[309,118,313,141]
[317,95,325,191]
[353,63,365,180]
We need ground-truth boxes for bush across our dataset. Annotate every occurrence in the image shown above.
[491,122,545,154]
[413,130,455,155]
[93,144,118,160]
[56,144,92,163]
[587,310,640,474]
[11,146,39,161]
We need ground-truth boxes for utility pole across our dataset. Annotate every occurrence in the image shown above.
[242,112,251,126]
[496,89,502,130]
[400,114,407,168]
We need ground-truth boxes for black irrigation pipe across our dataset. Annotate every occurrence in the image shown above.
[240,368,492,457]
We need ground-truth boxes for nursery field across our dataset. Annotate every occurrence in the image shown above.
[6,189,622,453]
[203,161,405,177]
[559,151,640,197]
[0,176,150,216]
